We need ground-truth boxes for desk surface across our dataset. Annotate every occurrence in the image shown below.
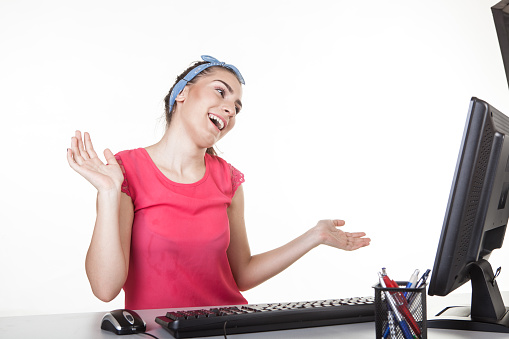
[1,292,509,339]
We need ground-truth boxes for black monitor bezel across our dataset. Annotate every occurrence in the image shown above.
[427,97,509,332]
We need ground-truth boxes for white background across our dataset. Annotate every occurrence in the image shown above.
[1,0,509,317]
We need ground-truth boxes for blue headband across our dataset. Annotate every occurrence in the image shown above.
[168,55,245,112]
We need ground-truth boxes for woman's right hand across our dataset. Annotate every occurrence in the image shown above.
[67,130,124,192]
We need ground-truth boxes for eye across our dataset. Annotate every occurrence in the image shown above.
[215,87,225,97]
[235,106,241,115]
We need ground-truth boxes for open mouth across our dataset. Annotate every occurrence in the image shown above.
[208,114,225,130]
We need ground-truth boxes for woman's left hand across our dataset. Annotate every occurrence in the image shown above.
[311,219,370,251]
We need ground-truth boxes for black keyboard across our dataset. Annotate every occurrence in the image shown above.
[155,296,375,338]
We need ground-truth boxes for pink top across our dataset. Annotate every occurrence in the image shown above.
[115,148,247,310]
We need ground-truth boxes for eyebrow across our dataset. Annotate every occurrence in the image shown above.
[215,79,243,109]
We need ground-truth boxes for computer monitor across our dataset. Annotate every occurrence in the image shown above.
[427,97,509,332]
[493,0,509,90]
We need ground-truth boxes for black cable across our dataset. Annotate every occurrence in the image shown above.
[139,332,160,339]
[223,320,228,339]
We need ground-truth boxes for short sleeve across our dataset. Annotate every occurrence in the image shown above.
[115,154,132,197]
[230,164,245,195]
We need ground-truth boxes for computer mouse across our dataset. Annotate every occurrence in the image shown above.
[101,309,146,335]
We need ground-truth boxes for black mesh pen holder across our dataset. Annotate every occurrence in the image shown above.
[373,282,427,339]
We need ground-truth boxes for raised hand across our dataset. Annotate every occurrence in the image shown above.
[67,130,124,192]
[313,219,370,251]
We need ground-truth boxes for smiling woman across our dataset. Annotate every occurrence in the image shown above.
[66,55,371,311]
[163,56,243,156]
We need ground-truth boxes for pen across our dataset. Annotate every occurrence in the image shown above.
[407,269,420,287]
[408,269,431,306]
[415,269,430,288]
[381,267,399,288]
[378,273,414,339]
[380,269,421,336]
[404,269,420,298]
[387,310,397,338]
[383,269,420,338]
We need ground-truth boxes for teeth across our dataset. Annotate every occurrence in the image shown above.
[208,114,225,130]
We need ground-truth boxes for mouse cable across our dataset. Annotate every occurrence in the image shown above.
[223,320,228,339]
[138,332,159,339]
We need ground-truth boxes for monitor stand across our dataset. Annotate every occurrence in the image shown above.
[428,259,509,333]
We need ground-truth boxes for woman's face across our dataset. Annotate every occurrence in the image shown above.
[175,68,243,148]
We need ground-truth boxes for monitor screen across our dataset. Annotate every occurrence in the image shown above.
[427,97,509,332]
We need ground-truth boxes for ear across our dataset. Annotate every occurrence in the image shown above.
[175,86,189,104]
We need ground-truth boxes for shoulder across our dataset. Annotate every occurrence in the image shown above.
[206,154,245,196]
[115,148,149,167]
[206,153,239,175]
[114,148,151,180]
[115,148,145,160]
[114,148,149,199]
[206,153,230,168]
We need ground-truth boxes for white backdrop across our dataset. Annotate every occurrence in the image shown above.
[1,0,509,317]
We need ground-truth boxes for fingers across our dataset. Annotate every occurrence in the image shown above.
[84,132,99,158]
[67,147,79,169]
[319,219,370,251]
[345,232,367,238]
[103,148,119,166]
[73,130,98,160]
[75,130,90,160]
[330,220,368,240]
[346,234,371,250]
[353,238,371,249]
[348,243,370,251]
[70,133,85,165]
[70,130,98,166]
[67,147,89,177]
[331,219,346,227]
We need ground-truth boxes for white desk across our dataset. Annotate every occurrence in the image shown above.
[1,292,508,339]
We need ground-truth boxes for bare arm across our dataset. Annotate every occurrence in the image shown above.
[67,131,134,302]
[85,191,134,301]
[226,185,370,291]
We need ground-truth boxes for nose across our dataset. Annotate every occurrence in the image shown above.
[222,102,236,117]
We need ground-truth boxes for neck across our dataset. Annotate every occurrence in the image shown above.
[146,123,209,183]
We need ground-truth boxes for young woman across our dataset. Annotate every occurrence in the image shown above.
[67,56,371,310]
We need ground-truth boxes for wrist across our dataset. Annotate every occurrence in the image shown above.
[97,188,121,202]
[304,226,324,249]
